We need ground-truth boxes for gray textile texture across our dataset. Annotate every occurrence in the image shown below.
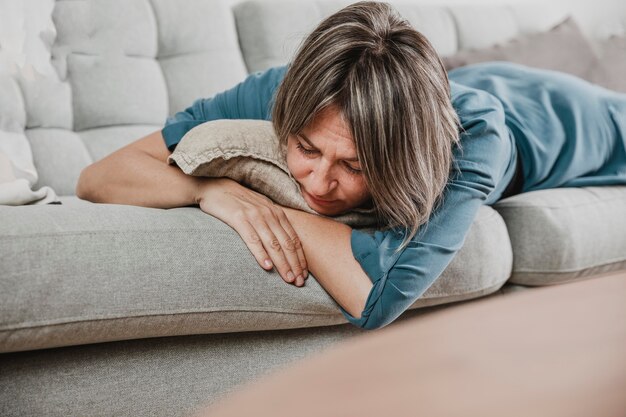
[494,186,626,285]
[233,1,460,72]
[168,119,381,228]
[0,196,512,353]
[0,323,367,417]
[441,16,601,80]
[0,293,515,417]
[2,0,626,415]
[0,0,249,195]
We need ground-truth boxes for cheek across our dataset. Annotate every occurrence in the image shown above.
[339,173,369,202]
[347,180,370,202]
[286,146,307,180]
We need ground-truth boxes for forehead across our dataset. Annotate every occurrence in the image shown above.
[303,105,355,147]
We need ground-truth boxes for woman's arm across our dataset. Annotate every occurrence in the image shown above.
[322,83,515,330]
[281,208,373,320]
[76,130,211,207]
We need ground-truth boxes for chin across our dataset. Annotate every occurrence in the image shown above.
[300,193,338,215]
[307,200,352,216]
[314,207,345,216]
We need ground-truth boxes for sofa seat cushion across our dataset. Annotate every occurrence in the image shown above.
[494,186,626,285]
[0,198,512,353]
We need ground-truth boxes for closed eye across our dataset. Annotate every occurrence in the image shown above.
[296,142,317,156]
[296,142,362,175]
[344,164,362,175]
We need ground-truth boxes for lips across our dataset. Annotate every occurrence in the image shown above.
[303,190,336,206]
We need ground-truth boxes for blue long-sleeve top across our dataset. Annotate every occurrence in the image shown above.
[162,61,626,329]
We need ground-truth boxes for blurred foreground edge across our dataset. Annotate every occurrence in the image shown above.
[194,271,626,417]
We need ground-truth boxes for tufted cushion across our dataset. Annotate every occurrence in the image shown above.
[167,119,380,228]
[233,0,460,73]
[494,186,626,285]
[447,5,520,50]
[15,0,251,194]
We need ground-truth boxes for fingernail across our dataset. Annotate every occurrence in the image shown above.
[264,259,272,268]
[287,271,295,282]
[296,276,304,286]
[303,269,308,279]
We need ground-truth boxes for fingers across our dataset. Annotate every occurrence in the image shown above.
[276,211,308,281]
[259,212,306,286]
[237,211,305,287]
[237,220,275,272]
[212,183,307,287]
[267,216,305,286]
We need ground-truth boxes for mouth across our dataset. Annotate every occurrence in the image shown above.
[302,189,337,207]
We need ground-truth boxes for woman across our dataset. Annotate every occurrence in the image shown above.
[76,2,626,329]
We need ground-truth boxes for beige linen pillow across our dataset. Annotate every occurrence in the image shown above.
[167,119,381,228]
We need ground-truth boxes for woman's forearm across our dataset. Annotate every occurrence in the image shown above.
[76,130,371,317]
[76,131,210,208]
[282,207,373,319]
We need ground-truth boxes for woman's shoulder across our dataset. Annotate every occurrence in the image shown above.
[449,79,507,131]
[244,64,289,94]
[449,78,503,110]
[448,76,514,188]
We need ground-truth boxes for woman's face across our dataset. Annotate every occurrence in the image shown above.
[286,105,372,216]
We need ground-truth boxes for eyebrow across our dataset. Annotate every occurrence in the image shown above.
[298,133,360,162]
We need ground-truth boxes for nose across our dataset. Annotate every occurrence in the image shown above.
[308,158,338,197]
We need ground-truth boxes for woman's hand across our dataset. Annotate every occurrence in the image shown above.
[196,178,308,286]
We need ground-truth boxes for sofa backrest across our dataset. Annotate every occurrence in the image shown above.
[0,0,625,197]
[232,0,626,73]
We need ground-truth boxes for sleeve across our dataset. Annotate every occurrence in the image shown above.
[340,82,513,329]
[161,65,289,152]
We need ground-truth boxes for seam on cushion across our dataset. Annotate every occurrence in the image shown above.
[475,207,499,222]
[0,307,342,331]
[175,148,286,169]
[418,252,510,299]
[157,47,237,60]
[514,257,626,274]
[0,228,247,239]
[420,281,506,300]
[145,0,159,59]
[494,195,626,209]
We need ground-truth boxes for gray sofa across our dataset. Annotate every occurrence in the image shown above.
[1,1,626,416]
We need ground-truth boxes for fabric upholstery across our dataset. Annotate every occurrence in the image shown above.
[0,322,365,417]
[442,16,601,81]
[494,186,626,285]
[68,54,169,131]
[0,0,65,205]
[0,75,59,204]
[590,34,626,93]
[234,0,461,72]
[447,5,520,50]
[0,0,250,201]
[168,119,380,227]
[1,301,491,417]
[27,128,92,196]
[1,0,625,414]
[0,196,512,353]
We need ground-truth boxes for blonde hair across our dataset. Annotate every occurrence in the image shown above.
[272,1,461,252]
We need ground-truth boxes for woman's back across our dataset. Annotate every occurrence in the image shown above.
[449,61,626,192]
